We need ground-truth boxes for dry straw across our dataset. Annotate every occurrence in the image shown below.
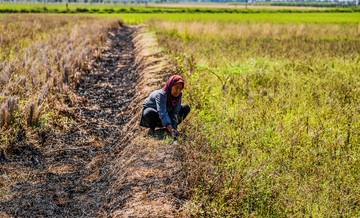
[0,15,119,131]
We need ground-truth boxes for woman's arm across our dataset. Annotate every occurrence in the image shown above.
[155,90,172,128]
[170,97,182,129]
[155,90,180,137]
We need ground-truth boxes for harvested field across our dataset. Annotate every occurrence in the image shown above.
[0,24,187,217]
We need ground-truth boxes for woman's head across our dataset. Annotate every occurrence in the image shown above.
[164,75,184,96]
[164,75,184,107]
[171,82,183,97]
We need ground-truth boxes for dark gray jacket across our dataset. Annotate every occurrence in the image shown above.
[140,89,182,129]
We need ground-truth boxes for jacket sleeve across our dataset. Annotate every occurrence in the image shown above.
[170,94,182,129]
[155,91,172,127]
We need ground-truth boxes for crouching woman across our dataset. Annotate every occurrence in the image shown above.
[140,75,190,137]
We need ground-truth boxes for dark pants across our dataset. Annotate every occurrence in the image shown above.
[141,104,190,129]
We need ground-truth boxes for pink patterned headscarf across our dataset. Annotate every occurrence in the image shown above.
[163,75,184,108]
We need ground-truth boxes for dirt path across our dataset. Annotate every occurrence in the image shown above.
[0,25,187,217]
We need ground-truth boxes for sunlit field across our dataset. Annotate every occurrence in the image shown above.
[106,12,360,24]
[0,9,359,217]
[150,15,360,217]
[152,3,333,10]
[0,14,118,144]
[1,2,358,12]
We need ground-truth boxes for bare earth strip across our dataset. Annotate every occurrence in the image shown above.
[0,25,186,217]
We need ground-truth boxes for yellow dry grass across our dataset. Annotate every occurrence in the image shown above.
[48,164,77,174]
[155,21,360,39]
[104,26,187,217]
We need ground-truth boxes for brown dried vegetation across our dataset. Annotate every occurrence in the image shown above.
[0,15,119,140]
[0,14,123,216]
[0,15,187,217]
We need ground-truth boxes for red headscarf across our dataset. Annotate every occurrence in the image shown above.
[163,75,184,108]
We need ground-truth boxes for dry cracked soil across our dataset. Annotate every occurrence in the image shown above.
[0,25,188,217]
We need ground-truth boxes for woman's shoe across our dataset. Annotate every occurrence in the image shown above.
[147,128,155,137]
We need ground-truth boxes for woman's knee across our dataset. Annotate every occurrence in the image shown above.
[143,107,157,117]
[181,104,190,115]
[143,108,159,123]
[180,104,190,120]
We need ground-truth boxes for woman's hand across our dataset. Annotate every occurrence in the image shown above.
[166,125,173,132]
[166,125,179,139]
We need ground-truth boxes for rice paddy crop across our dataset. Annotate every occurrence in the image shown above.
[151,16,360,217]
[105,12,360,24]
[0,9,359,217]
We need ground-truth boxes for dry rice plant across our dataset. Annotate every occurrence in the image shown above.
[0,15,119,145]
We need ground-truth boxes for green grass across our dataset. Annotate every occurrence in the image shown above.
[0,3,359,25]
[152,16,360,217]
[0,3,359,15]
[256,1,358,7]
[102,12,360,24]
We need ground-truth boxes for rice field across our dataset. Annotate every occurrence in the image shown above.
[150,14,360,217]
[104,12,360,24]
[0,9,359,217]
